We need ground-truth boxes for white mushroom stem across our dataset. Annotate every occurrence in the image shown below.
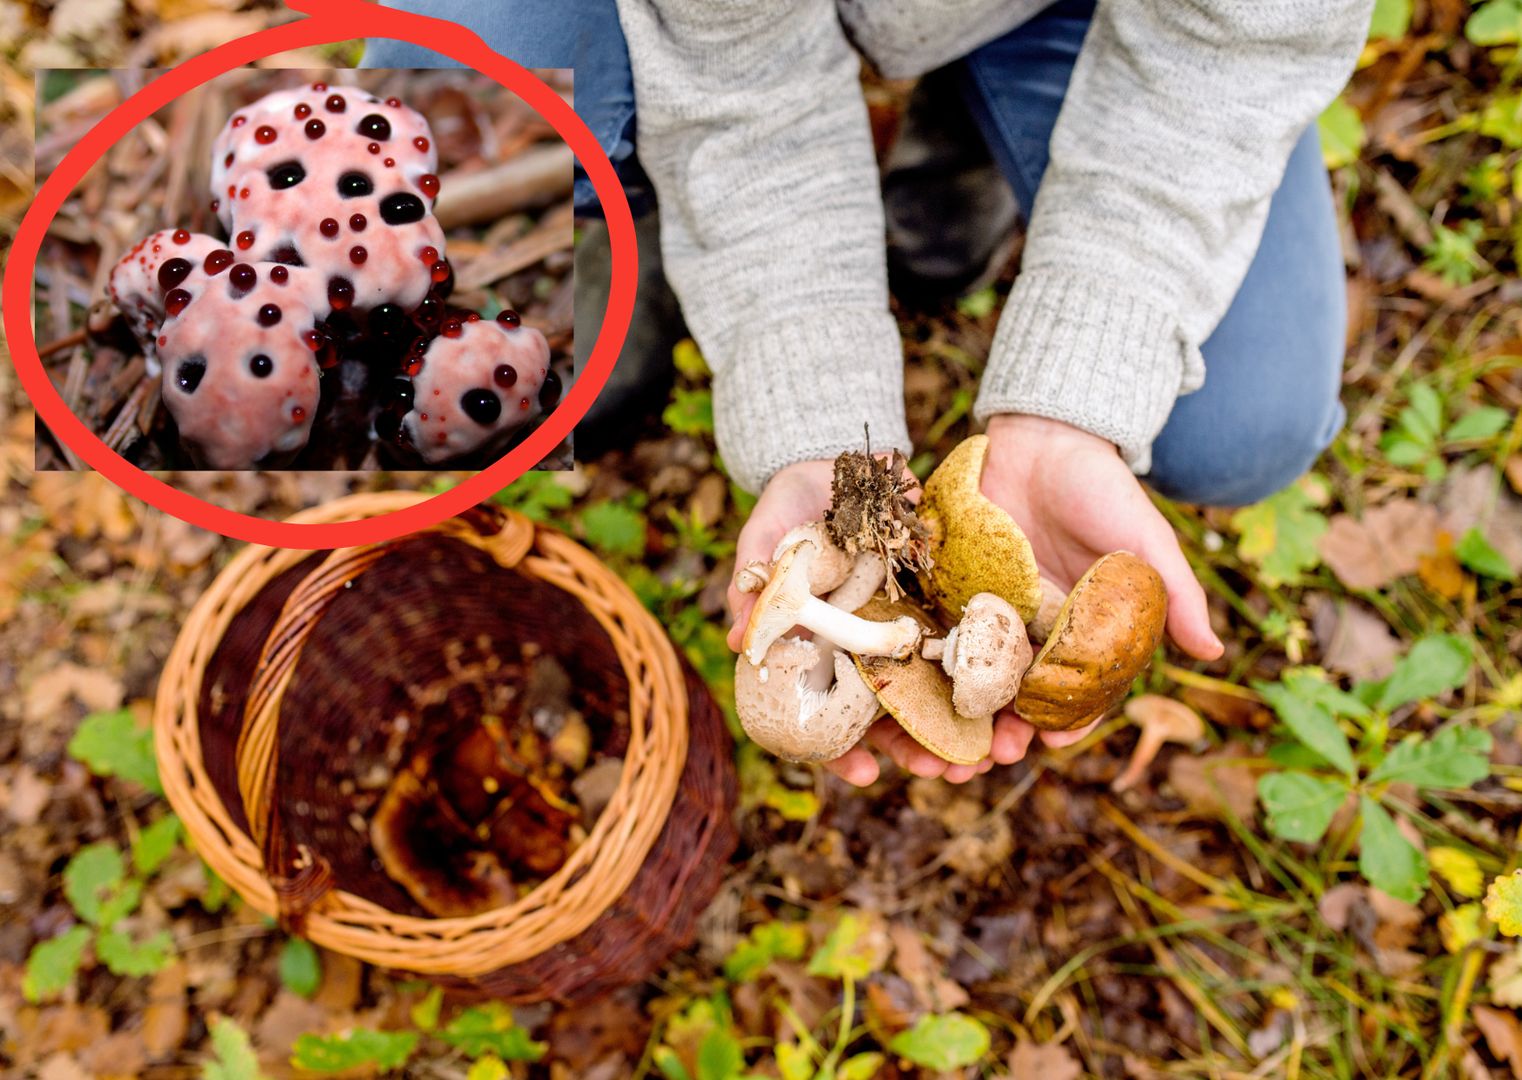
[921,625,957,669]
[826,553,887,613]
[1110,695,1206,793]
[743,540,923,666]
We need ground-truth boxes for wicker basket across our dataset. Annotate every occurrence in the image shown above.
[154,492,737,1001]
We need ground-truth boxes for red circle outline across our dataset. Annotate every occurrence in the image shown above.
[3,0,634,549]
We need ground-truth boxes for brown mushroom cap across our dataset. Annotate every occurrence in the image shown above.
[943,593,1033,718]
[918,435,1044,624]
[852,598,993,765]
[735,637,881,762]
[1014,551,1168,732]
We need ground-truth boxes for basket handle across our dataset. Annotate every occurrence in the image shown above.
[236,509,536,919]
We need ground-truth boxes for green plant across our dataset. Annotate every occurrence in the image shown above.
[1255,636,1490,902]
[1377,381,1511,480]
[202,1015,269,1080]
[290,990,543,1074]
[1421,220,1487,285]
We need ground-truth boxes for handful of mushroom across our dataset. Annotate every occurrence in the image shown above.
[734,436,1169,765]
[104,81,563,469]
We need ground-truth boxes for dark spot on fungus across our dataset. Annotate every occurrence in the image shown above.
[267,161,307,190]
[380,193,425,225]
[462,388,501,425]
[493,363,517,387]
[255,125,277,144]
[176,357,206,392]
[204,249,235,275]
[224,152,235,167]
[496,309,520,329]
[157,258,192,292]
[338,171,373,198]
[249,353,274,378]
[539,369,562,409]
[270,246,304,267]
[358,114,391,140]
[326,94,347,113]
[305,119,326,139]
[328,277,355,310]
[376,410,401,440]
[257,304,282,326]
[320,218,340,239]
[164,288,192,317]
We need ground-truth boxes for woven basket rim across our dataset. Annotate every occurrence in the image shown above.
[153,491,690,976]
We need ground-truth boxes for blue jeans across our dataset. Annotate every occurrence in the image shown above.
[366,0,1346,508]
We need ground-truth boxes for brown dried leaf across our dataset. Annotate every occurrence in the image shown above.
[1417,530,1466,599]
[1439,464,1522,575]
[1317,500,1439,590]
[1166,752,1257,823]
[1475,1005,1522,1080]
[999,1038,1083,1080]
[1507,455,1522,497]
[1309,595,1402,682]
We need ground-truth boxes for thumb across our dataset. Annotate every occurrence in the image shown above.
[1138,524,1223,662]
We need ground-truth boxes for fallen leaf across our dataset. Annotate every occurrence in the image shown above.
[24,665,125,724]
[1439,465,1522,576]
[1309,595,1402,681]
[1317,500,1439,590]
[1507,455,1522,496]
[1417,530,1467,599]
[1490,947,1522,1007]
[141,965,188,1059]
[1166,752,1257,822]
[1475,1005,1522,1079]
[998,1037,1083,1080]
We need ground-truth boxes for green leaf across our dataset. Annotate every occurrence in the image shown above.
[725,921,809,982]
[807,913,881,981]
[96,928,175,976]
[956,287,998,319]
[1359,796,1429,903]
[438,1002,547,1062]
[887,1013,990,1070]
[1318,98,1365,169]
[68,710,163,794]
[1381,433,1431,467]
[762,785,819,822]
[489,471,574,521]
[1367,726,1492,789]
[1281,669,1373,719]
[1256,683,1356,777]
[1407,383,1445,442]
[279,937,322,998]
[132,814,182,877]
[23,925,91,1002]
[663,387,714,437]
[655,1046,693,1080]
[696,1027,745,1080]
[466,1057,509,1080]
[579,500,647,558]
[410,986,444,1032]
[1376,634,1474,711]
[63,842,134,926]
[1456,527,1517,581]
[1486,870,1522,936]
[1369,0,1412,38]
[838,1053,886,1080]
[1468,0,1522,44]
[1446,405,1512,442]
[672,338,711,379]
[203,1016,268,1080]
[1430,846,1485,898]
[290,1029,420,1073]
[1231,484,1328,587]
[1258,772,1348,843]
[775,1042,813,1080]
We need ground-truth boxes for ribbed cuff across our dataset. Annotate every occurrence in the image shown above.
[714,309,911,493]
[973,269,1204,474]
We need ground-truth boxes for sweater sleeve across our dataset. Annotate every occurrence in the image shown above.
[614,0,911,493]
[974,0,1370,473]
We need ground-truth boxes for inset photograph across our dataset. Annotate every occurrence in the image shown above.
[33,67,574,471]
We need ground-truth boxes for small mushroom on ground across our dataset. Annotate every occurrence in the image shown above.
[742,540,923,666]
[734,636,881,761]
[1014,551,1168,732]
[921,592,1032,718]
[1110,695,1206,793]
[852,598,993,764]
[917,435,1044,624]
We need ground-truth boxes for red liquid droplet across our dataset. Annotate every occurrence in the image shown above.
[406,359,423,376]
[292,406,307,422]
[496,310,520,329]
[228,185,237,198]
[257,304,282,326]
[210,198,220,212]
[320,218,340,238]
[419,246,438,265]
[368,142,381,155]
[349,213,367,232]
[350,245,368,265]
[328,277,354,310]
[433,388,441,396]
[520,397,531,410]
[204,250,235,275]
[305,119,326,139]
[414,136,430,152]
[384,158,396,168]
[295,103,312,119]
[269,265,290,284]
[385,97,401,107]
[312,82,328,92]
[152,244,162,254]
[172,229,191,244]
[229,263,258,293]
[326,94,347,113]
[302,329,324,351]
[231,115,246,128]
[164,289,192,316]
[430,260,449,283]
[420,412,429,421]
[494,364,517,387]
[239,187,251,200]
[157,335,167,347]
[466,312,480,322]
[236,230,255,250]
[157,257,192,292]
[442,319,462,338]
[419,174,440,198]
[224,152,234,166]
[255,125,277,144]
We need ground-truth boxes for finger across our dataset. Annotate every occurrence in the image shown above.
[1038,716,1103,748]
[726,594,756,653]
[867,718,947,778]
[1139,523,1224,662]
[943,762,981,784]
[977,759,993,774]
[991,714,1036,764]
[822,745,880,787]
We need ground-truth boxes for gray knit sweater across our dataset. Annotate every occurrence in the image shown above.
[614,0,1371,493]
